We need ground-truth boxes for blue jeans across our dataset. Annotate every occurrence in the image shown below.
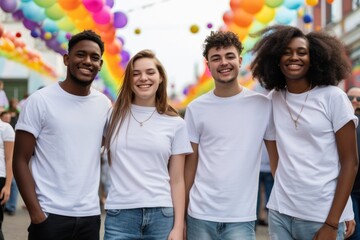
[4,178,18,213]
[28,213,100,240]
[104,207,174,240]
[186,214,255,240]
[348,192,360,240]
[268,209,345,240]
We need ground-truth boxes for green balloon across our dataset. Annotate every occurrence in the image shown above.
[33,0,56,8]
[266,0,284,8]
[45,4,65,21]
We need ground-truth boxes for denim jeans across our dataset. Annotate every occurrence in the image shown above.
[104,207,174,240]
[268,209,345,240]
[348,192,360,240]
[4,178,18,213]
[186,214,255,240]
[28,213,100,240]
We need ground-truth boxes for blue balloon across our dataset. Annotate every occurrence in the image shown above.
[42,19,58,33]
[21,1,46,23]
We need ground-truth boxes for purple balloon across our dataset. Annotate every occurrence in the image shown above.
[113,11,127,28]
[120,50,130,63]
[117,36,125,45]
[30,29,40,38]
[0,0,18,13]
[12,9,24,21]
[106,0,114,8]
[23,18,39,30]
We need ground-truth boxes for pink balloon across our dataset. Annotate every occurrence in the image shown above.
[83,0,104,13]
[93,6,112,25]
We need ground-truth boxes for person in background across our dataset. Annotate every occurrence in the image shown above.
[12,30,111,240]
[0,110,15,240]
[250,24,357,240]
[103,49,192,240]
[0,111,18,217]
[347,87,360,240]
[0,81,9,113]
[184,31,276,240]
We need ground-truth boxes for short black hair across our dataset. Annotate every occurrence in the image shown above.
[68,30,104,55]
[203,31,243,60]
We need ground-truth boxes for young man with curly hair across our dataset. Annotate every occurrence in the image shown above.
[184,31,277,239]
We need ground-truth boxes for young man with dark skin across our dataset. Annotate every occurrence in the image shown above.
[13,30,111,240]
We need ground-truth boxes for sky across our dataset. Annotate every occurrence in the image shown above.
[113,0,230,96]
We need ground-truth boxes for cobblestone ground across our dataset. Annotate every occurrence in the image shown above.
[3,198,270,240]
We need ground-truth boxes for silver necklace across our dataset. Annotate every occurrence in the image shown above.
[130,109,156,127]
[284,87,310,130]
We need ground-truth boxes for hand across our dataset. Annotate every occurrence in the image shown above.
[168,227,183,240]
[345,220,355,239]
[0,186,10,205]
[313,224,337,240]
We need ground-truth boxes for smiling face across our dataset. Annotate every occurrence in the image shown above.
[131,57,162,106]
[280,37,310,83]
[207,46,242,87]
[63,40,103,87]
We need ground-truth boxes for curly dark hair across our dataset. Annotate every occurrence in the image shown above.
[250,25,351,90]
[203,31,243,60]
[68,30,104,55]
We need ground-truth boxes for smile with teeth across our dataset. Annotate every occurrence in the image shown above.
[219,68,232,73]
[286,64,302,70]
[137,84,151,88]
[79,67,93,74]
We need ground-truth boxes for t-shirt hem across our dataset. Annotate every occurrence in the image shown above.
[105,201,173,210]
[188,212,256,223]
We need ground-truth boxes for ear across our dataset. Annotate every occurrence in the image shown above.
[99,59,103,71]
[63,54,69,66]
[239,56,242,66]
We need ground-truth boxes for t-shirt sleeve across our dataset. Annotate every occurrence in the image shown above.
[3,123,15,141]
[331,90,358,132]
[184,106,200,144]
[264,93,276,141]
[15,93,45,138]
[171,119,193,155]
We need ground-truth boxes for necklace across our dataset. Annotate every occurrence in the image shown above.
[130,109,156,127]
[284,86,311,130]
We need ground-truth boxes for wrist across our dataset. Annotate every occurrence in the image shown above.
[324,221,338,231]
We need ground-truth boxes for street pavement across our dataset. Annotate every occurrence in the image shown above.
[3,199,270,240]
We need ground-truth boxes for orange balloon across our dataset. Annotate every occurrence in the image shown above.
[230,0,241,11]
[58,0,81,11]
[240,0,265,14]
[223,11,234,25]
[67,5,89,20]
[305,0,318,6]
[105,39,122,55]
[326,0,334,3]
[233,8,254,28]
[228,23,250,41]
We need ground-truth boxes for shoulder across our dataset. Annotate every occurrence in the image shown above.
[313,86,346,98]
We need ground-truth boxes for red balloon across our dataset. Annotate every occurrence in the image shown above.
[0,23,4,38]
[16,32,22,38]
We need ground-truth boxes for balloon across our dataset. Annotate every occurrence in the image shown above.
[56,17,76,32]
[207,23,213,29]
[93,6,112,25]
[33,0,56,8]
[106,39,121,55]
[265,0,284,8]
[120,50,130,63]
[303,14,312,23]
[65,32,72,40]
[113,11,128,28]
[255,5,275,24]
[45,3,65,20]
[42,19,59,33]
[239,0,265,14]
[12,9,24,20]
[134,28,141,35]
[106,0,114,8]
[21,1,46,23]
[67,5,88,20]
[190,25,199,34]
[15,32,22,38]
[223,11,233,25]
[22,18,39,30]
[58,0,81,11]
[275,7,297,25]
[44,32,52,40]
[83,0,104,13]
[305,0,318,6]
[75,17,95,31]
[30,29,41,38]
[0,0,19,13]
[230,0,241,11]
[228,23,249,41]
[284,0,304,10]
[233,8,254,28]
[326,0,334,3]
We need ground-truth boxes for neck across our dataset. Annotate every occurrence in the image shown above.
[60,80,91,96]
[214,82,242,97]
[133,98,156,107]
[286,80,311,94]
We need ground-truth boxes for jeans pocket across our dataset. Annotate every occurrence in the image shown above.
[161,207,174,217]
[106,209,122,217]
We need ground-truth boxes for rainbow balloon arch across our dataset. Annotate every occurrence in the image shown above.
[0,0,334,106]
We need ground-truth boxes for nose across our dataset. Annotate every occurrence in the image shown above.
[139,73,148,81]
[220,57,228,66]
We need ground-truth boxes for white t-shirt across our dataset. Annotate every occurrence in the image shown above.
[105,104,192,209]
[16,83,111,217]
[185,88,275,222]
[267,86,358,222]
[0,120,15,177]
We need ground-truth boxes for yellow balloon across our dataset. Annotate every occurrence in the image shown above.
[134,28,141,35]
[255,5,275,24]
[306,0,318,6]
[190,25,199,34]
[44,32,52,40]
